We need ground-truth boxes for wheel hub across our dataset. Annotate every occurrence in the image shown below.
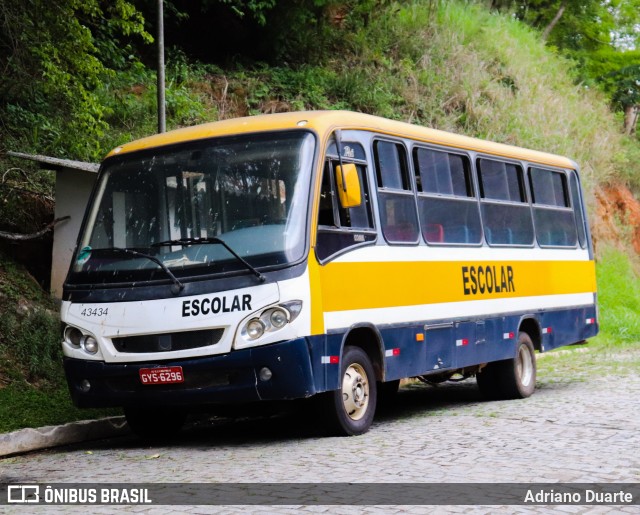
[342,363,369,421]
[517,344,534,387]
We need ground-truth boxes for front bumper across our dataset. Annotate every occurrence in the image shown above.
[64,337,317,408]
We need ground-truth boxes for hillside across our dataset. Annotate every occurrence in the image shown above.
[0,0,639,431]
[3,1,640,240]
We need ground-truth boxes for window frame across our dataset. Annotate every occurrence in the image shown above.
[569,170,588,249]
[528,166,579,249]
[476,156,535,248]
[315,143,377,263]
[372,138,420,246]
[412,144,483,247]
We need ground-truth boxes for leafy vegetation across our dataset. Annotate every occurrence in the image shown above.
[489,0,640,134]
[596,247,640,344]
[0,252,118,432]
[0,0,151,161]
[0,383,118,434]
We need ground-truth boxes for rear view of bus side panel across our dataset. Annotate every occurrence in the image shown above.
[537,305,598,352]
[370,304,596,383]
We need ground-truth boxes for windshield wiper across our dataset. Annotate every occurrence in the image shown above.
[151,237,266,283]
[105,247,185,294]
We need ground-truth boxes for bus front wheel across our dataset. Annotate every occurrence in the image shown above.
[322,346,377,436]
[477,332,536,400]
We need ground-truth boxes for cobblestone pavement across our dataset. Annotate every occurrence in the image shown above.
[1,350,639,514]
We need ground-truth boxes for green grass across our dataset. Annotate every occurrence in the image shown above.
[0,383,119,433]
[0,252,119,432]
[595,246,640,344]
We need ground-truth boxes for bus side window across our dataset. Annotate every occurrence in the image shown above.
[529,167,578,247]
[316,158,375,262]
[569,171,587,248]
[374,140,420,244]
[413,147,482,245]
[478,158,534,246]
[332,161,372,229]
[318,161,337,227]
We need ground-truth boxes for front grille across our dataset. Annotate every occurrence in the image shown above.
[112,328,224,353]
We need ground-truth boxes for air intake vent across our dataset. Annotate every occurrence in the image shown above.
[113,328,224,353]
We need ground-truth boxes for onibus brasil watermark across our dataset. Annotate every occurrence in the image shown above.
[2,483,638,505]
[6,485,151,504]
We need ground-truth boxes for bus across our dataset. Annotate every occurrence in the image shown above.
[60,110,598,438]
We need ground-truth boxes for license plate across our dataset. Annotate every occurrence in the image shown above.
[139,366,184,385]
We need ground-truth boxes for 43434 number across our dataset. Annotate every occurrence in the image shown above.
[80,307,109,317]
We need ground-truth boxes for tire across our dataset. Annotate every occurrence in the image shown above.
[477,332,536,400]
[124,407,187,441]
[322,346,377,436]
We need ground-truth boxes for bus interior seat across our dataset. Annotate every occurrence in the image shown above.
[424,223,444,243]
[485,226,513,245]
[446,225,469,244]
[538,230,551,246]
[387,221,418,242]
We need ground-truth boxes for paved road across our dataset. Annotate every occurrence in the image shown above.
[1,350,639,513]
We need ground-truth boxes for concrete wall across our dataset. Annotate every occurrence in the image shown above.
[51,168,96,298]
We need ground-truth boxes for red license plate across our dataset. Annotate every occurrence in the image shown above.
[139,366,184,385]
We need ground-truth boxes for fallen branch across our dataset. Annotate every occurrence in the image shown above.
[0,216,70,241]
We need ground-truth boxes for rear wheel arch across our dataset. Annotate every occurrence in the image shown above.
[519,317,542,352]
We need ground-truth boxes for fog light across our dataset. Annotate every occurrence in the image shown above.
[246,319,265,340]
[82,335,99,354]
[259,367,273,381]
[79,379,91,392]
[269,308,289,329]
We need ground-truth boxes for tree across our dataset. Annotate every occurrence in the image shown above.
[609,64,640,135]
[132,0,359,64]
[490,0,640,134]
[0,0,151,160]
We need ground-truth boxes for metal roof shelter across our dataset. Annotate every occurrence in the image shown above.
[7,151,99,299]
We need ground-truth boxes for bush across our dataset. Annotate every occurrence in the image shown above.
[596,247,640,343]
[0,252,62,386]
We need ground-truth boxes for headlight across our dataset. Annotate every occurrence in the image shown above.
[81,335,99,354]
[64,326,83,347]
[246,319,265,340]
[239,301,303,344]
[269,308,289,329]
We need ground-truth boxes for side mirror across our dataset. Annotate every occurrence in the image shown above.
[336,163,362,208]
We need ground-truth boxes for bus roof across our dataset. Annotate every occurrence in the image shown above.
[106,110,576,169]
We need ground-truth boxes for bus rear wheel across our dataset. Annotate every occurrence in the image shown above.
[322,346,377,436]
[477,332,536,400]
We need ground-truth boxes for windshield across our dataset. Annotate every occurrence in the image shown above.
[69,130,315,284]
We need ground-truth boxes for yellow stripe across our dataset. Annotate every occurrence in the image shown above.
[318,260,596,312]
[308,258,326,334]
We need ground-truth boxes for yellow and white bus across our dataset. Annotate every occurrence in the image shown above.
[61,111,598,437]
